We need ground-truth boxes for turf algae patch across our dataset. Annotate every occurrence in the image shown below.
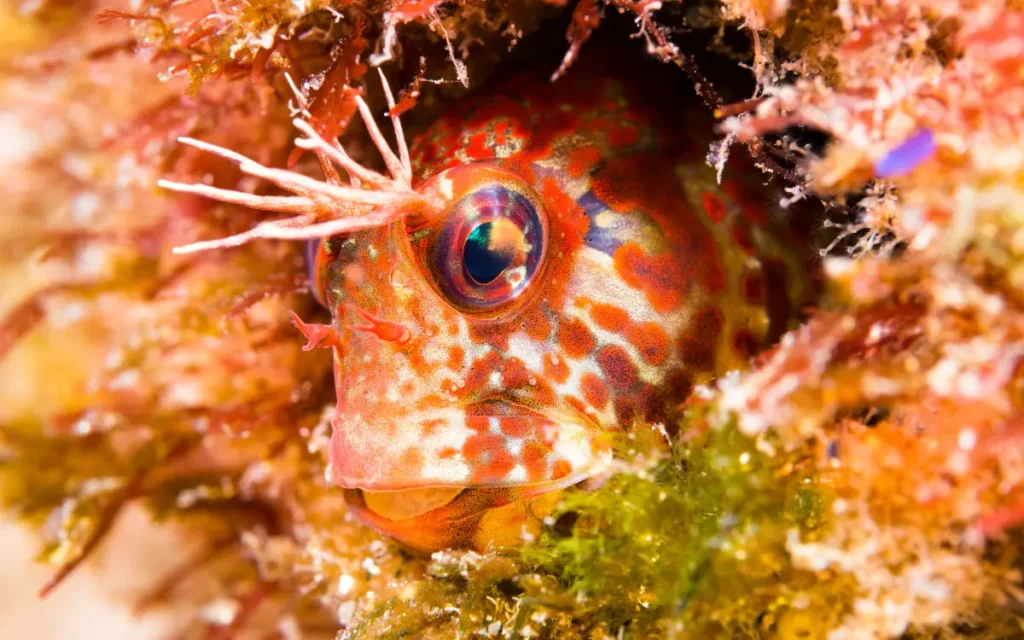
[344,421,847,639]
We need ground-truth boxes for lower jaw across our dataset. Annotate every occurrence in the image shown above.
[343,485,567,553]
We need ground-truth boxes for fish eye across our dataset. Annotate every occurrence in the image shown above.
[424,181,547,314]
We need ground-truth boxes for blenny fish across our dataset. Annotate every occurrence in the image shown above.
[160,57,807,552]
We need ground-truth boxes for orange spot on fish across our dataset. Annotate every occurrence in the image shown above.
[612,242,687,313]
[421,418,445,437]
[522,308,552,341]
[567,145,602,178]
[580,373,608,410]
[557,317,596,359]
[552,459,573,480]
[500,358,532,389]
[401,448,424,475]
[466,416,491,432]
[543,353,570,384]
[472,449,516,483]
[523,442,549,482]
[447,345,465,371]
[589,301,630,332]
[625,322,671,366]
[460,352,504,397]
[468,321,512,352]
[463,433,515,482]
[498,416,532,438]
[678,306,723,371]
[596,344,639,390]
[531,378,558,407]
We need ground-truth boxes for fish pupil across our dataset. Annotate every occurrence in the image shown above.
[464,221,517,284]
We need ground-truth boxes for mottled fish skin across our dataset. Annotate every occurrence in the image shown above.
[310,59,808,552]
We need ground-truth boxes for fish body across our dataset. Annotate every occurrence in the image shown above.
[309,61,808,552]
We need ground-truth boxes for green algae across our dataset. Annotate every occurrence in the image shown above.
[348,416,850,639]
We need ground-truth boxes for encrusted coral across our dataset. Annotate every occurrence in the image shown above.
[3,0,1024,638]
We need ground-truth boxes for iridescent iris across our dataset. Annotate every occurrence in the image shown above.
[426,184,546,313]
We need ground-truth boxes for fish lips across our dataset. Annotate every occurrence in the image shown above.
[327,399,608,493]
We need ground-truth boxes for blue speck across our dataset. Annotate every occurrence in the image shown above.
[578,191,622,257]
[874,129,936,178]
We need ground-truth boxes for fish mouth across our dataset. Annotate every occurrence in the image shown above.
[354,464,586,521]
[359,486,465,520]
[343,483,569,553]
[332,399,609,552]
[329,398,608,493]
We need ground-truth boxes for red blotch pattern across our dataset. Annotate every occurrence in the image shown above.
[606,122,641,147]
[568,145,602,178]
[580,372,609,410]
[742,270,766,304]
[596,345,640,390]
[457,352,504,399]
[471,449,517,484]
[543,353,571,384]
[523,442,550,482]
[678,306,723,371]
[557,317,597,359]
[589,301,631,331]
[401,448,424,476]
[522,308,552,341]
[665,369,694,399]
[552,459,573,480]
[612,243,687,312]
[501,357,532,389]
[498,417,533,438]
[463,432,503,458]
[421,419,445,437]
[625,321,671,366]
[447,345,465,370]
